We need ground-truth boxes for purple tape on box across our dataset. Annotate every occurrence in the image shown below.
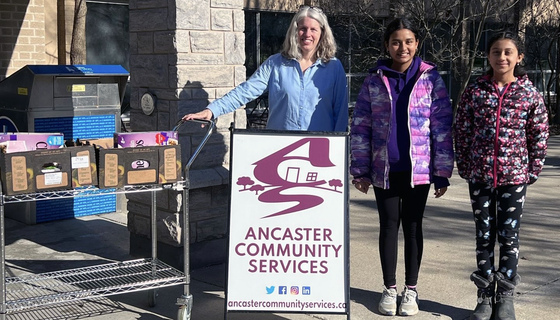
[115,131,179,148]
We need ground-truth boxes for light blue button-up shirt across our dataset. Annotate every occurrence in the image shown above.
[207,53,348,132]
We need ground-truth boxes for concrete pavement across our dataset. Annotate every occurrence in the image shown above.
[3,136,560,320]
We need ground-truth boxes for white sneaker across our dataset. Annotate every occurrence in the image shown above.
[399,286,419,316]
[378,286,397,316]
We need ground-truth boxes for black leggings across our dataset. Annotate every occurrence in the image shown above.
[373,171,430,287]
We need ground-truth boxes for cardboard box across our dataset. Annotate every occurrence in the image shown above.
[1,146,99,195]
[96,145,182,188]
[97,148,126,188]
[158,145,182,184]
[114,131,178,148]
[32,149,72,192]
[70,145,98,188]
[81,137,114,149]
[122,147,159,185]
[0,151,35,195]
[0,133,64,153]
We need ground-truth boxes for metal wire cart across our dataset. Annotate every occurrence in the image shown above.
[0,119,214,320]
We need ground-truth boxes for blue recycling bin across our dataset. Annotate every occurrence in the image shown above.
[0,65,129,224]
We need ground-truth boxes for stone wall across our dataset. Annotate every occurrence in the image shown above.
[127,0,246,268]
[244,0,303,11]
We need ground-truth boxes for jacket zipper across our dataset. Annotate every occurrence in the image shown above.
[379,65,432,189]
[492,82,512,188]
[379,69,392,189]
[406,67,430,187]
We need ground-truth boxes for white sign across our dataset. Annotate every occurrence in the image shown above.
[226,131,349,314]
[71,155,89,168]
[44,172,63,185]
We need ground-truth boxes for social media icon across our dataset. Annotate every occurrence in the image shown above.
[302,286,311,295]
[290,286,299,295]
[266,286,275,294]
[278,286,287,295]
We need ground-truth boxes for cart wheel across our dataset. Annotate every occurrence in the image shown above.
[148,289,158,307]
[177,304,191,320]
[176,295,193,320]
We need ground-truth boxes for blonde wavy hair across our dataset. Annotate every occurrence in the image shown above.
[281,6,337,63]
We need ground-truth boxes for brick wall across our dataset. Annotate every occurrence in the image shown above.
[0,0,46,80]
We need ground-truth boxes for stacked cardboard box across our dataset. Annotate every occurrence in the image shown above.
[97,145,181,188]
[0,145,97,196]
[97,131,181,189]
[0,132,64,153]
[0,132,182,196]
[0,133,97,195]
[114,131,178,148]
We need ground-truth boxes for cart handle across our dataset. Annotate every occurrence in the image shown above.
[173,119,215,171]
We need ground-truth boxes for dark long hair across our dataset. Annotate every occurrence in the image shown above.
[486,31,526,77]
[383,17,420,46]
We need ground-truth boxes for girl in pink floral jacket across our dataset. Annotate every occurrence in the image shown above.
[454,31,548,320]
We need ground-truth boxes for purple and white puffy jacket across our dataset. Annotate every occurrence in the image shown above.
[350,61,454,189]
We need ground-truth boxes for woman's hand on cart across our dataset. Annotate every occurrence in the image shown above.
[181,109,213,126]
[175,111,215,131]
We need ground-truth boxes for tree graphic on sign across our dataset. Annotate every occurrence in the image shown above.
[329,179,343,191]
[249,184,265,195]
[236,176,255,190]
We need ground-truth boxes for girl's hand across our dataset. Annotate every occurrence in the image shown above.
[354,181,371,194]
[434,186,447,198]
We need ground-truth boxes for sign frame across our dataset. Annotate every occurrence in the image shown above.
[224,128,350,319]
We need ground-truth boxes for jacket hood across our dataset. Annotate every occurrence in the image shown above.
[369,57,436,75]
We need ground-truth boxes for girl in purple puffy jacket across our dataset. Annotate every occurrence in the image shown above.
[454,31,549,320]
[350,18,454,316]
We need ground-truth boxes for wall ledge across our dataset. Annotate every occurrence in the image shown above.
[188,166,230,189]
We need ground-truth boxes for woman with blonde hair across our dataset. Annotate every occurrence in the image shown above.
[182,6,348,132]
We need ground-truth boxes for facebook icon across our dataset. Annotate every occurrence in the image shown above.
[278,286,287,295]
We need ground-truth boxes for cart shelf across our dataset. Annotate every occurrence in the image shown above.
[1,183,184,204]
[1,120,215,320]
[5,258,185,313]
